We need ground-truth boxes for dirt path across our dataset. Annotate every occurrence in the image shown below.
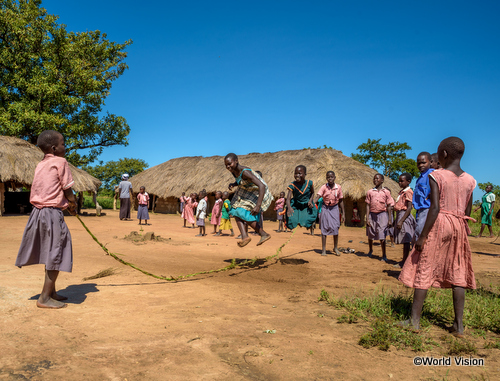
[1,211,499,380]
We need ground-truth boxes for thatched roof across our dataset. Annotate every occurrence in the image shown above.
[0,136,101,193]
[130,149,400,200]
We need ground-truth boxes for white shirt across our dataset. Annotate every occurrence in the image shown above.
[197,198,207,219]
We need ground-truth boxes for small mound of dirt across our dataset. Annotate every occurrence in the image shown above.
[279,258,308,265]
[123,231,171,243]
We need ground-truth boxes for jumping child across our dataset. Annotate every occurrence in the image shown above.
[285,165,317,232]
[315,171,344,256]
[399,137,476,337]
[196,190,207,236]
[224,153,273,247]
[218,191,235,236]
[137,186,150,225]
[15,130,77,309]
[392,173,416,268]
[365,173,394,262]
[274,191,286,232]
[211,191,223,234]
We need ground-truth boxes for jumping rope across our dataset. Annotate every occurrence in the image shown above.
[76,215,297,281]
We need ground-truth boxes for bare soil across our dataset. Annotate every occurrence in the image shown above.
[1,211,499,380]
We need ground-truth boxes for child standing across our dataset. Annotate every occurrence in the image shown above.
[180,192,187,214]
[473,185,496,238]
[181,193,195,228]
[413,152,434,242]
[15,130,77,309]
[399,137,476,337]
[224,153,273,247]
[137,186,150,225]
[218,191,235,236]
[392,173,416,268]
[196,190,207,236]
[211,191,223,234]
[365,173,395,262]
[351,202,361,227]
[315,171,345,256]
[285,165,317,231]
[274,191,286,232]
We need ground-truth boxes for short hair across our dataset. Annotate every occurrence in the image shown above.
[417,152,432,161]
[431,153,438,161]
[326,170,336,177]
[37,130,62,153]
[374,173,384,180]
[140,186,145,190]
[295,165,307,173]
[225,153,238,162]
[400,173,412,182]
[438,137,465,160]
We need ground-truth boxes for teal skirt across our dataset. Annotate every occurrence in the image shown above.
[286,204,317,229]
[229,207,260,223]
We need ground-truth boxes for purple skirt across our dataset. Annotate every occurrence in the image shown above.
[277,208,284,221]
[394,210,416,244]
[137,204,149,220]
[320,204,340,236]
[366,211,389,240]
[197,218,205,226]
[15,207,73,272]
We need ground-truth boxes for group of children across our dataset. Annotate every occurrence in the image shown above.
[13,130,486,339]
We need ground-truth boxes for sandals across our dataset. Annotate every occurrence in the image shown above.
[256,234,271,246]
[237,237,252,247]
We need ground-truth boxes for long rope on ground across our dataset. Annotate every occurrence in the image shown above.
[76,215,296,281]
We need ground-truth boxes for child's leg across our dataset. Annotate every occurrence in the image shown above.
[451,286,465,335]
[333,235,341,256]
[183,219,186,227]
[488,224,494,237]
[235,218,248,239]
[477,224,485,237]
[367,239,374,256]
[248,220,271,245]
[409,288,428,330]
[230,228,234,236]
[321,235,327,255]
[139,219,142,225]
[38,269,65,309]
[202,225,206,236]
[380,239,387,260]
[402,243,410,265]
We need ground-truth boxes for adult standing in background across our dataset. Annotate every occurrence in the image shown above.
[474,185,496,238]
[119,174,133,220]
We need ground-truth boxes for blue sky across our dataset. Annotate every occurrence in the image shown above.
[43,0,500,199]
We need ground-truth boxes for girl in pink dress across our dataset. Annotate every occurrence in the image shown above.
[399,137,476,338]
[211,191,223,234]
[181,193,196,228]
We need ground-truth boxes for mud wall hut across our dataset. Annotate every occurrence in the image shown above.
[129,149,400,226]
[0,136,101,215]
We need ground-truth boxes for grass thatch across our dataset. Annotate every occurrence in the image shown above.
[0,136,101,193]
[129,149,400,200]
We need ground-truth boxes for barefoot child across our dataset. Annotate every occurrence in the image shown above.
[392,173,416,268]
[365,173,394,262]
[274,192,286,232]
[473,185,496,238]
[211,191,223,234]
[224,153,273,247]
[180,192,187,214]
[218,191,235,236]
[181,193,196,228]
[285,165,317,231]
[413,152,434,243]
[137,186,150,225]
[15,130,77,309]
[315,171,344,256]
[196,190,207,236]
[399,137,476,337]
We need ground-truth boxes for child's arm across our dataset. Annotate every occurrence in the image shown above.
[286,189,293,217]
[397,200,413,230]
[241,170,266,215]
[489,200,495,216]
[415,177,439,251]
[308,183,315,208]
[465,193,473,217]
[228,182,238,191]
[365,202,371,227]
[64,188,77,216]
[339,199,345,224]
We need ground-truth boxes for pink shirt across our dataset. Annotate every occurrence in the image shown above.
[394,187,413,211]
[365,187,394,213]
[30,154,74,209]
[274,197,285,210]
[180,196,187,203]
[317,183,343,206]
[138,192,149,205]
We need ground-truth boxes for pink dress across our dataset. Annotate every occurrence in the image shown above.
[399,170,476,290]
[181,197,196,224]
[211,199,223,225]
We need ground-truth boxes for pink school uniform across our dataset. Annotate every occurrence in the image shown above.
[399,170,476,289]
[317,183,343,236]
[181,197,196,224]
[274,197,285,220]
[137,192,150,221]
[365,187,394,240]
[16,154,74,272]
[393,187,416,244]
[211,198,223,226]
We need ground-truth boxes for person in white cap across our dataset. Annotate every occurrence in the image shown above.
[118,174,133,220]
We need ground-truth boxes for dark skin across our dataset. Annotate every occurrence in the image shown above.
[406,145,472,334]
[225,157,270,245]
[277,191,286,232]
[473,185,495,238]
[218,191,234,236]
[196,191,207,236]
[286,167,315,217]
[394,175,413,267]
[313,172,345,256]
[213,191,222,234]
[366,174,393,260]
[37,133,77,309]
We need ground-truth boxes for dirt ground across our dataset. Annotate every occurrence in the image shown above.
[1,211,500,380]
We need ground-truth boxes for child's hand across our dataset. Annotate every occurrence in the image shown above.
[228,182,237,191]
[250,206,260,215]
[397,221,403,230]
[340,215,345,224]
[307,201,314,208]
[287,208,294,218]
[67,204,77,216]
[366,220,370,227]
[415,236,427,251]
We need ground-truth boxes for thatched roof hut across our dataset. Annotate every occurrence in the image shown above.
[0,136,101,215]
[130,149,400,225]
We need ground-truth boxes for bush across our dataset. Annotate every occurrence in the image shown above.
[83,195,116,210]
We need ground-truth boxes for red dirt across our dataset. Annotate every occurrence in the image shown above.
[1,211,499,380]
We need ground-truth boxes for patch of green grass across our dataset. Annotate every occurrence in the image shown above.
[468,207,500,236]
[83,195,116,209]
[484,340,500,349]
[445,336,477,355]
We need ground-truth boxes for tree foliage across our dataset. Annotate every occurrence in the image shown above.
[478,183,500,198]
[351,139,419,182]
[0,0,132,166]
[84,158,148,195]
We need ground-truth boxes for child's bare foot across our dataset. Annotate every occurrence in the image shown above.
[367,251,373,258]
[256,234,271,246]
[230,232,235,236]
[333,248,341,256]
[397,319,419,332]
[447,325,465,338]
[237,237,252,247]
[51,292,68,301]
[475,235,482,238]
[321,250,327,256]
[488,235,495,238]
[37,298,67,309]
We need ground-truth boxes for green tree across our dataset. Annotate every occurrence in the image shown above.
[351,139,419,182]
[0,0,132,166]
[84,158,148,195]
[478,183,500,198]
